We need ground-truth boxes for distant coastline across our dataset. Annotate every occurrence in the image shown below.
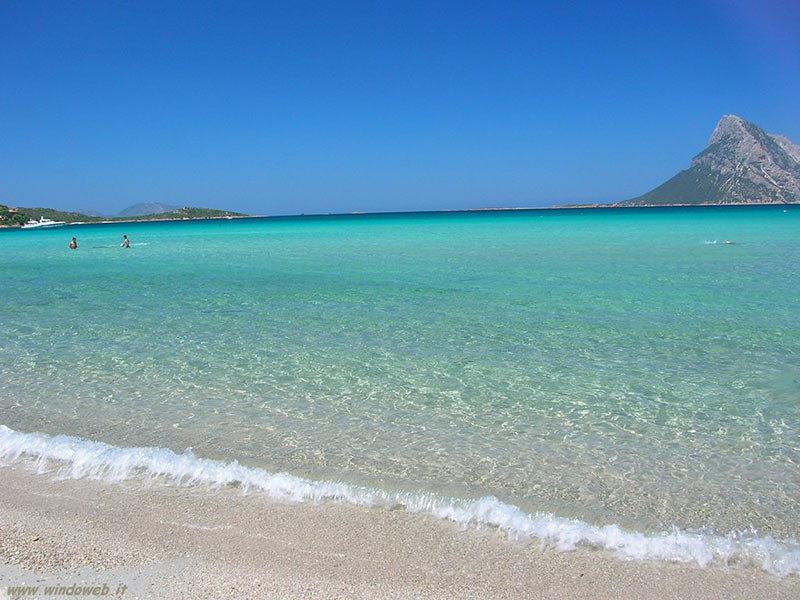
[353,200,799,216]
[288,200,800,219]
[0,214,254,228]
[463,200,799,212]
[0,205,249,228]
[2,200,797,229]
[65,214,255,227]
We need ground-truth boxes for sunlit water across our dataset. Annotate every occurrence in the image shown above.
[1,206,798,545]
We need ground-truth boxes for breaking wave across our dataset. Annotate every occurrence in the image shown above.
[1,425,797,577]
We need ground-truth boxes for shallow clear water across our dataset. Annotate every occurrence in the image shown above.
[1,206,798,540]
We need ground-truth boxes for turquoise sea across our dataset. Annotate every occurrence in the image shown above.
[1,206,798,574]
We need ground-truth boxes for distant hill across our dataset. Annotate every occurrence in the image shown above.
[116,202,181,217]
[0,204,247,227]
[0,205,28,227]
[74,208,108,217]
[132,207,248,220]
[2,206,98,225]
[624,115,800,206]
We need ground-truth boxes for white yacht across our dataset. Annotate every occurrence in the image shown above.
[21,217,67,229]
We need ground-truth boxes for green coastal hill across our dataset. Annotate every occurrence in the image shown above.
[0,205,247,227]
[624,115,800,206]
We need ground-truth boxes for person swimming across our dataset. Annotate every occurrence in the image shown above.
[69,237,78,249]
[121,234,130,248]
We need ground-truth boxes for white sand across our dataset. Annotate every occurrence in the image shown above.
[1,464,797,599]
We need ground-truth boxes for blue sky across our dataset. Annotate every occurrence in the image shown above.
[1,1,798,216]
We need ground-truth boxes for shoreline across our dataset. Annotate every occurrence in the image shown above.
[0,214,256,229]
[2,424,796,574]
[1,465,798,599]
[1,201,796,229]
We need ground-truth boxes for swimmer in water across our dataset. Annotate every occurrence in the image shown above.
[69,237,78,249]
[121,234,130,248]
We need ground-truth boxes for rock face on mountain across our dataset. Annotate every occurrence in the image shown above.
[625,115,800,205]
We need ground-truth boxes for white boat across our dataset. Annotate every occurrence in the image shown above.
[21,217,67,229]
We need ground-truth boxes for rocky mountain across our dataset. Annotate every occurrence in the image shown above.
[625,115,800,205]
[116,202,181,217]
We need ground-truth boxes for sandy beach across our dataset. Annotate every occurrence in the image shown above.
[0,463,797,600]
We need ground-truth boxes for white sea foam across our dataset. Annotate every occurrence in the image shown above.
[1,425,798,577]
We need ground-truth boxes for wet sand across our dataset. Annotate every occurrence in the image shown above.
[0,464,797,599]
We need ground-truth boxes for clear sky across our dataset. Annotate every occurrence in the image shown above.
[1,1,798,216]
